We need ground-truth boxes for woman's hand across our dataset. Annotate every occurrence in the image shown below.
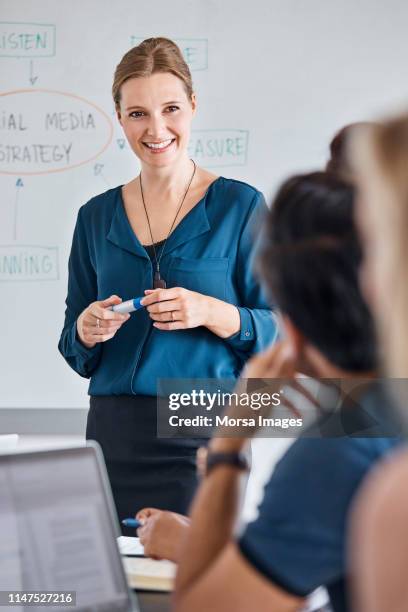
[141,288,211,331]
[76,295,130,348]
[241,340,296,380]
[141,288,240,337]
[210,341,299,453]
[135,507,190,562]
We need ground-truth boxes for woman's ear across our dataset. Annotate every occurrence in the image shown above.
[116,106,123,127]
[191,92,197,115]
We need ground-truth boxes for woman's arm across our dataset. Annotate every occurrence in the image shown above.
[222,191,279,356]
[58,207,102,378]
[204,297,240,338]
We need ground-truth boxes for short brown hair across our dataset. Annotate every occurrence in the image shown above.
[112,37,193,108]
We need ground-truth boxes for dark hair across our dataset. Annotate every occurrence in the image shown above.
[326,122,377,182]
[259,171,376,371]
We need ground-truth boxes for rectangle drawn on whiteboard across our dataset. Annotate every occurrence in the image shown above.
[0,22,56,58]
[0,245,59,282]
[130,37,208,71]
[188,129,249,167]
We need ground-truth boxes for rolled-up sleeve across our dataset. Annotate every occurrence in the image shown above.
[58,207,102,378]
[224,191,278,356]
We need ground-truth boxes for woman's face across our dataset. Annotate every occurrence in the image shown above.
[117,72,196,169]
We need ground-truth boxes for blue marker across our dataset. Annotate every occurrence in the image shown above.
[122,518,142,529]
[110,297,144,314]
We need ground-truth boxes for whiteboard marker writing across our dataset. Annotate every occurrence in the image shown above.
[110,297,144,314]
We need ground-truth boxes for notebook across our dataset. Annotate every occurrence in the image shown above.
[117,536,145,557]
[122,557,176,592]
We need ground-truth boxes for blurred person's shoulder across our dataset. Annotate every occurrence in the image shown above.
[349,445,408,611]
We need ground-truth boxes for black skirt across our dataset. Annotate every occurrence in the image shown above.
[86,395,203,533]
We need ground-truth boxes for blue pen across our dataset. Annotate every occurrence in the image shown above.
[110,297,144,314]
[122,518,142,529]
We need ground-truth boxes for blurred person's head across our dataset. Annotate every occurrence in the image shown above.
[259,171,376,376]
[326,122,377,183]
[351,116,408,378]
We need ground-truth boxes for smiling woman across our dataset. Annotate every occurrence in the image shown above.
[58,37,277,529]
[117,72,192,176]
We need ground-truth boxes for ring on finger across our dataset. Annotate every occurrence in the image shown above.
[96,318,100,329]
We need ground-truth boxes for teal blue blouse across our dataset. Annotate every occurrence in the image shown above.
[58,177,278,396]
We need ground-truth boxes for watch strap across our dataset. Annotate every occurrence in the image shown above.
[206,451,250,475]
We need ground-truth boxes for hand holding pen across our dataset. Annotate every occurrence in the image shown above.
[76,294,145,349]
[76,295,131,348]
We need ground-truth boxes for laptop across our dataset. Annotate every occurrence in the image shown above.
[0,442,139,611]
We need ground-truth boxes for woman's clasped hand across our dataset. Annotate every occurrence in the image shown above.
[141,287,212,330]
[76,295,130,348]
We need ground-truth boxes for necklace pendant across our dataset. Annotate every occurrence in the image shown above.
[154,271,166,289]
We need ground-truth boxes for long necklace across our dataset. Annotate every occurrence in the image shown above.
[139,159,196,289]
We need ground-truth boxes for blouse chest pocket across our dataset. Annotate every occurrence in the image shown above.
[167,257,229,301]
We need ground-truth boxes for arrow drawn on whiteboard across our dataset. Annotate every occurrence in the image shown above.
[29,60,38,86]
[14,178,24,241]
[94,163,109,186]
[117,139,126,149]
[94,163,104,175]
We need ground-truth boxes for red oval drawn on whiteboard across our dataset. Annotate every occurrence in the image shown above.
[0,88,114,176]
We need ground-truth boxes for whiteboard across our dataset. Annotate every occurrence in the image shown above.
[1,0,408,408]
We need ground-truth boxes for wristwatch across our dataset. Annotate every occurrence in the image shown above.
[206,451,250,476]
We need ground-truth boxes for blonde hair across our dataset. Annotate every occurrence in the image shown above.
[352,116,408,379]
[112,37,193,108]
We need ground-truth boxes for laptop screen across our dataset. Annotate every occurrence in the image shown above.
[0,445,137,612]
